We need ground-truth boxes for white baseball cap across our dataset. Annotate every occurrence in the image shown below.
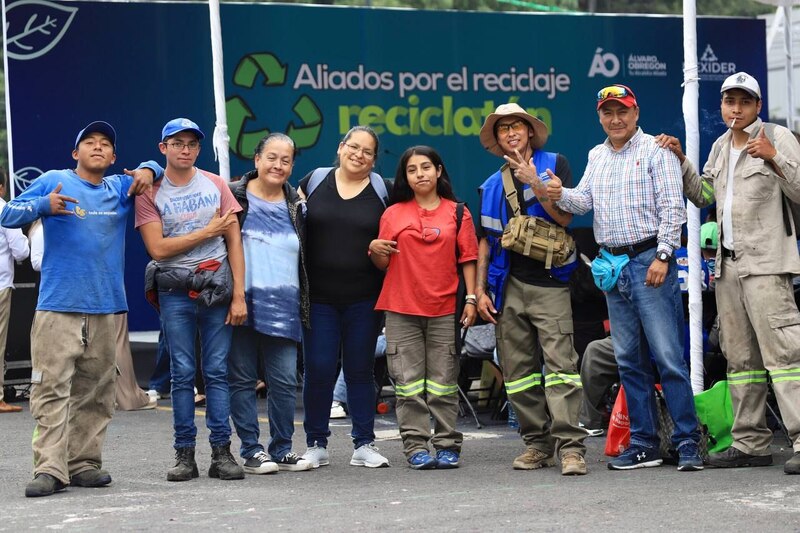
[721,72,761,100]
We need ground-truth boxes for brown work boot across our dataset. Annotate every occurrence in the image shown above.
[561,452,588,476]
[0,401,22,413]
[512,446,555,470]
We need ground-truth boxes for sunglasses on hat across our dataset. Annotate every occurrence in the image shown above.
[597,86,629,102]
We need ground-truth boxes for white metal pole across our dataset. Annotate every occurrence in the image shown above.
[784,5,796,131]
[2,0,16,196]
[208,0,230,180]
[683,0,704,395]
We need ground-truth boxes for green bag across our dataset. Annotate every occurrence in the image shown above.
[694,380,734,454]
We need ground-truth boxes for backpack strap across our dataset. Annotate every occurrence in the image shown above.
[306,167,334,198]
[307,167,388,208]
[500,165,521,217]
[455,202,465,261]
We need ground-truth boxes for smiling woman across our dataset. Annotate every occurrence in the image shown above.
[297,125,392,469]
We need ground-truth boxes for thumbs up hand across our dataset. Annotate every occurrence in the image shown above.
[545,169,563,202]
[745,125,777,162]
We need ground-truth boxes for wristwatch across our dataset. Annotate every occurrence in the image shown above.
[656,251,671,263]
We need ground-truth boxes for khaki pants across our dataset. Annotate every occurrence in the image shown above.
[717,258,800,454]
[385,312,462,458]
[496,276,586,457]
[0,287,11,403]
[29,311,117,483]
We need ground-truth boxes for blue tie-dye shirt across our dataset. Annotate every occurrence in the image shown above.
[241,192,301,342]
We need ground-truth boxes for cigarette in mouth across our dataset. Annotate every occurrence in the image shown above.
[730,118,736,128]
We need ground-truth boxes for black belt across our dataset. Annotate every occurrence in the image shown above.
[606,237,659,257]
[721,247,738,261]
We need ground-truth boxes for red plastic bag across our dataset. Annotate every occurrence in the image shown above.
[605,385,630,457]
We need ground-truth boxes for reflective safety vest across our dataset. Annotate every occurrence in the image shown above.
[478,150,577,310]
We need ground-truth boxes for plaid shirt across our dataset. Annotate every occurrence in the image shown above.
[559,128,686,254]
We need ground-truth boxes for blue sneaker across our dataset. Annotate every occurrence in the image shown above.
[677,442,704,472]
[608,445,663,470]
[435,449,460,469]
[407,451,436,470]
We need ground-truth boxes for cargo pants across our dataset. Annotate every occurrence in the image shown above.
[385,311,463,458]
[717,259,800,454]
[29,311,117,484]
[496,277,586,458]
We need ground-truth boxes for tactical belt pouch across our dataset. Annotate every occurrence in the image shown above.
[498,166,574,269]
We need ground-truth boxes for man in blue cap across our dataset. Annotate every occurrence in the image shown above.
[0,121,154,497]
[136,118,247,482]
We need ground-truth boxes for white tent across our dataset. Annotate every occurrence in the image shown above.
[760,0,800,130]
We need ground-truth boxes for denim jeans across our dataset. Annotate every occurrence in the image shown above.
[159,290,233,449]
[333,333,386,404]
[605,248,699,450]
[303,299,382,449]
[148,325,171,393]
[229,326,299,460]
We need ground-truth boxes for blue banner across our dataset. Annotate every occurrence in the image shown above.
[4,1,767,330]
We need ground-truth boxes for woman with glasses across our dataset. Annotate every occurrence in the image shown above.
[370,146,478,469]
[298,126,391,469]
[227,133,314,475]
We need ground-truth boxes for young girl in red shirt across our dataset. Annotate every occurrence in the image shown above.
[370,146,478,469]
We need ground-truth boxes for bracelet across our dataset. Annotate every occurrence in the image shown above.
[465,300,477,306]
[465,294,476,301]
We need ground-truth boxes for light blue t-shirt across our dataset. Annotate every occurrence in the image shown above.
[242,192,301,341]
[0,169,133,313]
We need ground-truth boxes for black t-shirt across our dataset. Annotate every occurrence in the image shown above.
[476,153,574,288]
[299,169,386,304]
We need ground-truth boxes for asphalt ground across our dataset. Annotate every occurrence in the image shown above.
[1,395,799,532]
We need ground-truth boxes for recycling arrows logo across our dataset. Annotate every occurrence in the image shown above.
[226,52,323,159]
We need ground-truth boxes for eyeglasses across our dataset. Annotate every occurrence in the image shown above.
[597,86,629,102]
[166,141,200,151]
[496,120,527,135]
[422,227,441,243]
[342,142,376,160]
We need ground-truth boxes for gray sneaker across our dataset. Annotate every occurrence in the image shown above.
[350,443,390,468]
[302,445,330,469]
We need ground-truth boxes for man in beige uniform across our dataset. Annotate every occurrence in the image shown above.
[659,72,800,474]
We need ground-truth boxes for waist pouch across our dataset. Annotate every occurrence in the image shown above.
[591,248,630,292]
[153,260,233,308]
[500,215,575,269]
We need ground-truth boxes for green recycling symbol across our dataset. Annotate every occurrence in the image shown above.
[226,52,323,159]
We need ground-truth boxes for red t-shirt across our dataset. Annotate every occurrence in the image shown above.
[375,198,478,317]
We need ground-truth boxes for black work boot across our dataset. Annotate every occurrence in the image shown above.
[167,447,199,482]
[209,443,244,480]
[70,468,112,487]
[25,473,67,498]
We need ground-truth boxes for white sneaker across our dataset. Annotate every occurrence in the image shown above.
[350,443,390,468]
[243,450,279,475]
[147,389,160,400]
[302,445,330,469]
[330,401,347,419]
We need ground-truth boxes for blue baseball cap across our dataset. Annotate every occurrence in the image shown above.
[75,121,116,150]
[161,118,205,142]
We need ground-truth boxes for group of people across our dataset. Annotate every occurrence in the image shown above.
[2,69,800,498]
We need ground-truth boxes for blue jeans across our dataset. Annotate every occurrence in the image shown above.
[303,300,382,449]
[159,290,233,449]
[148,325,171,393]
[605,248,699,450]
[229,326,299,461]
[333,333,386,404]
